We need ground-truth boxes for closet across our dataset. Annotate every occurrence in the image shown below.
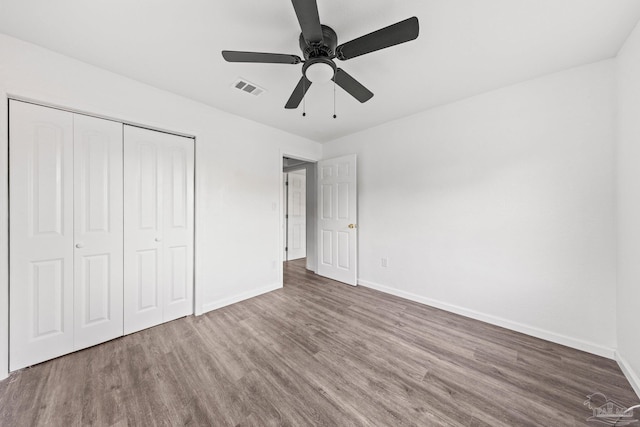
[8,100,194,371]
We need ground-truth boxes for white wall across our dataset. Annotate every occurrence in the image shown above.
[616,20,640,397]
[324,60,618,357]
[0,33,322,379]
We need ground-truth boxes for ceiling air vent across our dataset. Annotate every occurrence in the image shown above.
[232,78,266,96]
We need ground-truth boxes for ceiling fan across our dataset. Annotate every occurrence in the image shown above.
[221,0,419,110]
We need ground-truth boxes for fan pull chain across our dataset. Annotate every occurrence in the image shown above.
[302,78,306,117]
[333,78,337,119]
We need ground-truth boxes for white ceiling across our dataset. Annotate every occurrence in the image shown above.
[1,0,640,142]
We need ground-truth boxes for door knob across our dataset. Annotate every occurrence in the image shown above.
[348,224,357,229]
[155,237,162,242]
[75,243,84,248]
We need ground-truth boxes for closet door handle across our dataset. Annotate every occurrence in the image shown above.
[155,237,162,242]
[75,243,84,249]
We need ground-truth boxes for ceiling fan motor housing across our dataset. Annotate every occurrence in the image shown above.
[299,25,338,59]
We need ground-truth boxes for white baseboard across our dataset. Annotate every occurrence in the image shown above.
[201,283,282,313]
[358,279,616,359]
[615,352,640,399]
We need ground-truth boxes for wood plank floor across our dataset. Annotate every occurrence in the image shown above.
[1,259,637,426]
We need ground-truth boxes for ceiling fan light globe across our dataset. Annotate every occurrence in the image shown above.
[305,62,335,84]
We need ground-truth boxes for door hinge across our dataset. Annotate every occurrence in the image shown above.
[285,247,288,251]
[285,181,289,186]
[286,214,289,219]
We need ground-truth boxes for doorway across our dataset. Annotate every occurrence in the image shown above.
[281,154,358,286]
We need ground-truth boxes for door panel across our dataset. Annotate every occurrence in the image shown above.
[337,231,350,269]
[291,224,302,249]
[80,254,111,323]
[169,148,187,228]
[321,165,332,179]
[10,100,74,371]
[137,249,160,310]
[337,183,349,219]
[31,258,65,337]
[317,154,357,286]
[138,143,160,230]
[32,130,66,235]
[73,114,123,350]
[321,184,332,219]
[321,230,332,265]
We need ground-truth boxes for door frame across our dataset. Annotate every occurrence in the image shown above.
[278,151,320,286]
[1,95,200,379]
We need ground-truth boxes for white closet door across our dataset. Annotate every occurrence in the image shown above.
[123,126,164,334]
[162,136,194,322]
[73,115,124,350]
[9,101,75,371]
[123,125,194,334]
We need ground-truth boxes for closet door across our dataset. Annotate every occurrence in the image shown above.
[123,126,164,333]
[9,101,74,371]
[73,115,124,350]
[123,125,194,334]
[162,135,195,322]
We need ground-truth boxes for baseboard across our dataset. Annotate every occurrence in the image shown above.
[201,283,282,313]
[615,352,640,400]
[358,279,616,359]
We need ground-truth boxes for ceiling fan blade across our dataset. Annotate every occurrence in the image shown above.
[285,76,312,109]
[332,68,373,103]
[222,50,301,64]
[291,0,324,44]
[335,17,419,61]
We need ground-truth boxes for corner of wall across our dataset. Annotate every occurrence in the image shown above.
[616,352,640,399]
[615,12,640,401]
[201,282,282,314]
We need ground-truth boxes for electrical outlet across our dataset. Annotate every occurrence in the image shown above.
[381,258,388,268]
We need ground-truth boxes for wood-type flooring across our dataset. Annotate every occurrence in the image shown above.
[0,258,637,426]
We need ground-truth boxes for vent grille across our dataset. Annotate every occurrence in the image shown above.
[232,78,266,96]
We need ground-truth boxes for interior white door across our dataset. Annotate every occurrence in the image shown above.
[317,154,358,286]
[287,170,306,261]
[73,114,124,350]
[9,101,75,370]
[124,126,164,333]
[161,133,195,322]
[123,125,194,334]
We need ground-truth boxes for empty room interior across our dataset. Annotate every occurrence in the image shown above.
[2,0,640,425]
